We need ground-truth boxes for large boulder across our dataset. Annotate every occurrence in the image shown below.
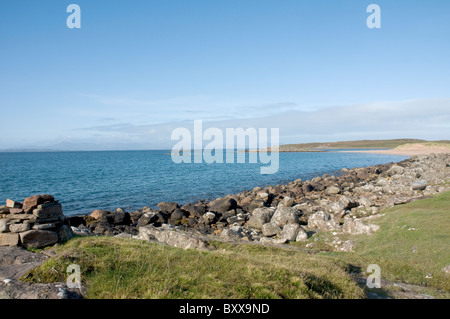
[247,199,266,212]
[295,227,309,242]
[32,202,64,223]
[208,198,237,213]
[412,180,427,191]
[339,196,358,210]
[246,208,275,230]
[19,230,59,249]
[386,165,404,177]
[0,220,9,233]
[57,225,74,242]
[262,222,281,237]
[138,225,210,251]
[22,195,54,213]
[157,202,180,214]
[308,211,340,232]
[181,203,207,217]
[270,207,300,227]
[202,212,217,225]
[112,211,131,225]
[136,213,159,228]
[325,186,340,196]
[221,226,245,241]
[343,216,380,235]
[5,199,22,209]
[9,223,31,233]
[279,223,299,241]
[278,196,294,207]
[0,233,19,246]
[90,210,107,220]
[168,208,187,224]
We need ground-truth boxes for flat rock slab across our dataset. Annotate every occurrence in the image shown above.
[138,225,212,251]
[0,247,83,299]
[0,279,82,299]
[0,247,48,280]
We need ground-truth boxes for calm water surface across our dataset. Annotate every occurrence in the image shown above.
[0,150,408,215]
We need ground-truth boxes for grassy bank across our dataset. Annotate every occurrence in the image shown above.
[24,192,449,299]
[294,191,450,298]
[23,237,364,299]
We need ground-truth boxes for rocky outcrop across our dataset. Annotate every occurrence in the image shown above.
[0,246,82,299]
[137,225,211,251]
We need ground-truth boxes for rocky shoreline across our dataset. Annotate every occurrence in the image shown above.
[63,153,450,251]
[1,153,449,299]
[1,153,449,252]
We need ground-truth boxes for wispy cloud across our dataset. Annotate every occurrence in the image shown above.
[63,98,450,149]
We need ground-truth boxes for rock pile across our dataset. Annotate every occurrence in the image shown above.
[0,195,73,249]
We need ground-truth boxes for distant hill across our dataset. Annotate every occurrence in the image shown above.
[276,139,450,152]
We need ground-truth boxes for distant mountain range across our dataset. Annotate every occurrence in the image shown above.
[1,139,449,153]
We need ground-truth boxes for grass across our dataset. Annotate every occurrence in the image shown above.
[23,192,450,299]
[293,191,450,298]
[23,237,364,299]
[423,141,450,148]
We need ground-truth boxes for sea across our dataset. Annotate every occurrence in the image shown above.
[0,150,408,216]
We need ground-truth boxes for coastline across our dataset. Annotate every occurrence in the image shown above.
[2,153,449,299]
[335,144,450,156]
[63,152,449,243]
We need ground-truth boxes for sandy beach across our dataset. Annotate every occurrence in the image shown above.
[338,143,450,156]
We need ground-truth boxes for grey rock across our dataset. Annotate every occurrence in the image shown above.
[308,211,340,232]
[262,222,281,237]
[295,227,309,241]
[157,202,180,214]
[57,225,74,242]
[0,220,9,233]
[271,207,300,227]
[386,165,404,176]
[136,213,158,228]
[208,198,237,213]
[325,186,340,196]
[278,196,294,207]
[221,226,244,241]
[247,199,266,212]
[343,216,380,235]
[202,212,217,225]
[32,223,58,231]
[138,225,210,251]
[412,180,428,191]
[279,223,299,241]
[0,233,19,247]
[33,202,64,223]
[19,230,59,249]
[9,223,31,233]
[358,197,374,207]
[246,207,275,230]
[5,199,22,209]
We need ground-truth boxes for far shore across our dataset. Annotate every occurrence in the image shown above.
[336,143,450,156]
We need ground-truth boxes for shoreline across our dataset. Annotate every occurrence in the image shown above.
[63,153,449,244]
[1,153,449,299]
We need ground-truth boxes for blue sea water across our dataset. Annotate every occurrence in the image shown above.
[0,150,408,216]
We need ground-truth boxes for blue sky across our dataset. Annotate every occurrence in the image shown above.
[0,0,449,150]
